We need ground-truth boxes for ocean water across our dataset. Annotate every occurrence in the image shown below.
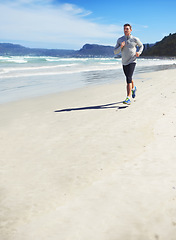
[0,56,175,104]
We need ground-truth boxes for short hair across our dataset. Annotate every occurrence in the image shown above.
[124,23,132,29]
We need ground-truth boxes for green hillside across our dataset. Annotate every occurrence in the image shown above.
[142,33,176,56]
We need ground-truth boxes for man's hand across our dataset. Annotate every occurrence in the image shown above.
[136,52,140,57]
[121,41,125,49]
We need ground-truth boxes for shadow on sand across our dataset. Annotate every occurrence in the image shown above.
[54,101,129,113]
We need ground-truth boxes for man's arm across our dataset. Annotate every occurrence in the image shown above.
[136,37,144,56]
[114,40,121,55]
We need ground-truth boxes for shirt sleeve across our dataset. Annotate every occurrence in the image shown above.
[136,37,144,55]
[114,39,121,55]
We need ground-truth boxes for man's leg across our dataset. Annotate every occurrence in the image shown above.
[132,80,134,89]
[127,83,132,97]
[127,80,134,97]
[123,63,136,104]
[124,63,136,96]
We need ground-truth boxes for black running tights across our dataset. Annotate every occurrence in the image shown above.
[123,63,136,84]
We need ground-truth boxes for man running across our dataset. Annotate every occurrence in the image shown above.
[114,24,143,104]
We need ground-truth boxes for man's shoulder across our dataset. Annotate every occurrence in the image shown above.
[131,36,141,42]
[117,35,125,42]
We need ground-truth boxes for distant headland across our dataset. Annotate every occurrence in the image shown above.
[0,33,175,57]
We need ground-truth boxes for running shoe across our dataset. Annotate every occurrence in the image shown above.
[132,86,137,98]
[123,97,131,105]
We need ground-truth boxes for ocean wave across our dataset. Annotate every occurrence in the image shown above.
[0,57,175,104]
[0,56,27,63]
[0,57,175,80]
[138,58,176,66]
[0,65,122,79]
[1,63,79,72]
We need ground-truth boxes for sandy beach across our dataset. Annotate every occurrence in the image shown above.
[1,68,176,240]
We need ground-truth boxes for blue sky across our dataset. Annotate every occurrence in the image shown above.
[0,0,175,49]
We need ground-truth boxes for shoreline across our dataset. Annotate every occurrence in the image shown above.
[0,60,176,105]
[1,68,176,239]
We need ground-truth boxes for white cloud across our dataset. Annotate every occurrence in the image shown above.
[60,3,92,17]
[0,0,122,49]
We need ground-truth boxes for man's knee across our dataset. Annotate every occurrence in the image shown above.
[126,78,132,84]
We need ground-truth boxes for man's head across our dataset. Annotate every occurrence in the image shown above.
[124,23,132,36]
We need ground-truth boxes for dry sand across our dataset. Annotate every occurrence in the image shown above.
[1,68,176,240]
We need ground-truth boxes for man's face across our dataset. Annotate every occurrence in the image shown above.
[124,26,132,36]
